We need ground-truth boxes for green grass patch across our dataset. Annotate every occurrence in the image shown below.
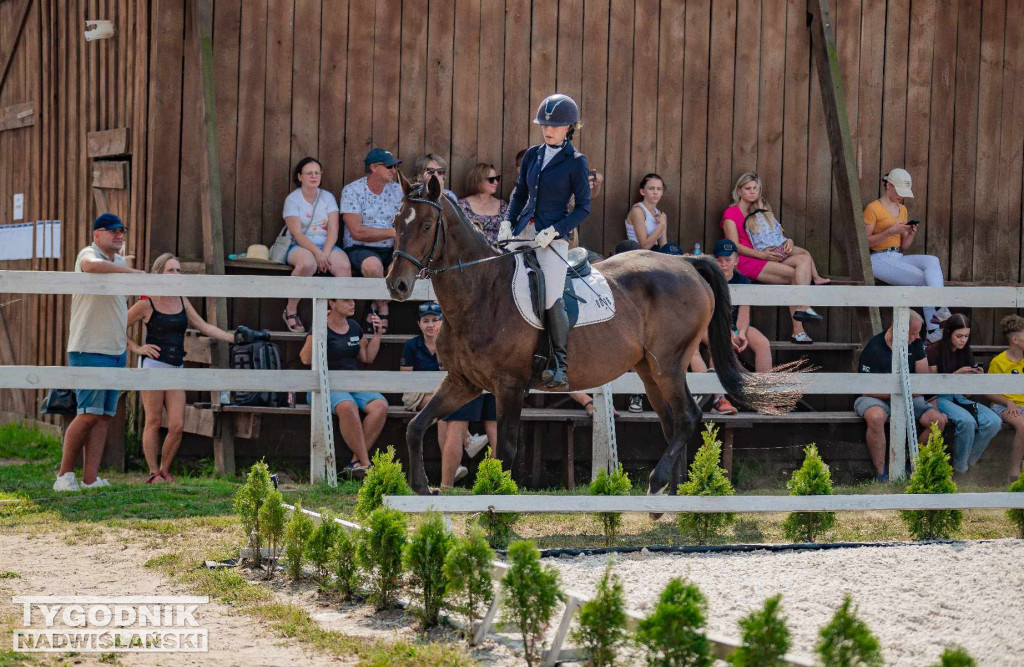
[0,571,20,579]
[0,421,61,463]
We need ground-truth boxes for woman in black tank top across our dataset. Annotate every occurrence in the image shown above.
[127,253,235,484]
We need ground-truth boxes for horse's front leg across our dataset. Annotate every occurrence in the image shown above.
[494,384,527,473]
[407,374,479,495]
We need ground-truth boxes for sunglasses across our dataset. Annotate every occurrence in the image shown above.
[424,168,446,176]
[103,228,128,235]
[485,175,501,184]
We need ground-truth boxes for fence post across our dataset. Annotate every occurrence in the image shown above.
[591,383,618,481]
[309,298,337,486]
[541,595,581,667]
[888,306,914,479]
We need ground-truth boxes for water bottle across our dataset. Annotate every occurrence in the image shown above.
[227,252,246,260]
[693,242,702,256]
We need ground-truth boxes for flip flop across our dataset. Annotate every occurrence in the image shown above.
[283,309,305,333]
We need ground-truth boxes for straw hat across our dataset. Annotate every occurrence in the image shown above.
[243,244,277,263]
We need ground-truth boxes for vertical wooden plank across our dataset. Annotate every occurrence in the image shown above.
[656,0,683,246]
[476,0,505,166]
[579,0,610,252]
[424,2,455,165]
[371,0,401,154]
[949,0,982,282]
[501,0,531,201]
[781,0,810,250]
[130,0,150,270]
[178,0,203,261]
[398,0,427,165]
[731,0,760,176]
[705,0,737,249]
[999,0,1024,285]
[451,0,481,192]
[529,0,557,162]
[924,2,958,276]
[756,0,785,216]
[317,0,348,195]
[344,1,374,181]
[556,0,583,108]
[879,0,909,192]
[826,0,859,289]
[629,0,658,233]
[855,0,885,199]
[903,0,934,253]
[262,0,295,248]
[680,0,710,252]
[214,0,241,255]
[290,0,321,168]
[603,0,635,250]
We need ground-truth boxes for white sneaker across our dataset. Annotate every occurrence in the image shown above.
[628,395,644,413]
[53,472,80,492]
[453,466,469,483]
[931,307,952,325]
[81,477,111,489]
[926,328,943,343]
[464,433,489,459]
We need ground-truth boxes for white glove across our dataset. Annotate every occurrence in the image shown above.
[534,227,558,248]
[498,220,514,242]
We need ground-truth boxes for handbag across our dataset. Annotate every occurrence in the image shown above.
[41,388,77,415]
[951,396,979,425]
[269,190,321,263]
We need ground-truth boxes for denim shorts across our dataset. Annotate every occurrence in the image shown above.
[68,351,127,416]
[307,391,386,412]
[990,401,1022,418]
[854,395,932,420]
[444,394,497,422]
[345,246,394,276]
[286,242,342,262]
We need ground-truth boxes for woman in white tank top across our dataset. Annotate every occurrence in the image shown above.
[625,173,669,249]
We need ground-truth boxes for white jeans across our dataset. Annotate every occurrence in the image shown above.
[512,223,570,309]
[870,250,944,328]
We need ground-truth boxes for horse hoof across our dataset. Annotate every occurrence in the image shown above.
[649,512,665,521]
[413,485,431,496]
[428,487,441,496]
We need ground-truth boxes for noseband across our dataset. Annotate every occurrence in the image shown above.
[393,195,446,279]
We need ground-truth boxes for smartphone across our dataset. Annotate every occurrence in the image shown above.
[907,219,921,226]
[974,363,986,370]
[588,169,597,179]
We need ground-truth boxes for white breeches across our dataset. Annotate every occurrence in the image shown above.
[512,223,570,309]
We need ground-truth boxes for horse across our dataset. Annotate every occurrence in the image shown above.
[385,171,790,496]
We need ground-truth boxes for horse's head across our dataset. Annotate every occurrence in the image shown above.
[386,170,446,300]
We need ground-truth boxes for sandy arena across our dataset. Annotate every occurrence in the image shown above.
[549,538,1024,666]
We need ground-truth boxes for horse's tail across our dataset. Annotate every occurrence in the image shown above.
[686,257,801,414]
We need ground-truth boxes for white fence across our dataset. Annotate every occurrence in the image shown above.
[1,270,1021,486]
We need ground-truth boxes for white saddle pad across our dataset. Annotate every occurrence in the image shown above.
[512,253,616,330]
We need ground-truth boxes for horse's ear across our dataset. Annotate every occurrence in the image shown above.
[426,173,442,201]
[397,169,412,195]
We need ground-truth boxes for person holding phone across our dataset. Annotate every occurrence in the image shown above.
[864,168,949,342]
[926,314,1001,474]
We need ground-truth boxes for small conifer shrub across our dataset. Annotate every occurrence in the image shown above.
[472,454,520,549]
[501,540,563,667]
[257,487,287,578]
[443,527,495,642]
[930,646,976,667]
[635,577,713,667]
[358,506,408,610]
[305,510,341,581]
[284,502,315,579]
[234,460,273,566]
[570,559,628,667]
[782,444,836,543]
[1006,466,1024,538]
[815,594,883,667]
[677,424,736,544]
[900,423,963,540]
[403,512,455,628]
[726,594,791,667]
[331,527,359,601]
[355,447,412,518]
[589,464,632,545]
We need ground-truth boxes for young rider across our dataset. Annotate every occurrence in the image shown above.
[501,93,591,390]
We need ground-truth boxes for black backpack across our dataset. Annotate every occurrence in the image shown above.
[229,341,288,407]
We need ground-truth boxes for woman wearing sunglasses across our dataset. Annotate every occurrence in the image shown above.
[458,163,508,243]
[412,153,458,203]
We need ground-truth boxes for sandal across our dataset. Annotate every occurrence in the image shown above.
[791,332,814,345]
[144,472,161,484]
[283,309,305,333]
[160,471,175,483]
[343,461,370,480]
[792,308,822,323]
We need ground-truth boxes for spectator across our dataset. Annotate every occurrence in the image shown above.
[54,214,144,492]
[722,172,825,344]
[412,153,458,202]
[458,162,508,242]
[280,157,351,333]
[625,173,669,250]
[127,253,236,484]
[986,314,1024,481]
[925,314,1001,474]
[298,298,387,478]
[854,310,947,481]
[864,168,949,342]
[713,239,772,373]
[341,148,403,333]
[400,301,495,487]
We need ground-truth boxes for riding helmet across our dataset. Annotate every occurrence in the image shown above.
[533,94,580,127]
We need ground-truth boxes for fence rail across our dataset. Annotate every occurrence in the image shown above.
[1,270,1020,485]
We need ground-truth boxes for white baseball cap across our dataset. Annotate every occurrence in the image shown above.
[883,168,914,198]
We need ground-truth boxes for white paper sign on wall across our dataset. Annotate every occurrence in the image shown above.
[13,194,23,221]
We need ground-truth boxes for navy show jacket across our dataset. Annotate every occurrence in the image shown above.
[505,141,591,238]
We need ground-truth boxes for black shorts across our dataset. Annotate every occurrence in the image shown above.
[345,245,393,276]
[443,394,497,422]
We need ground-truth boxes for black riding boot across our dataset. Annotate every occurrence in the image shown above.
[541,298,570,390]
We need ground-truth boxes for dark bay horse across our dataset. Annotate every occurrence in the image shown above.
[385,172,788,496]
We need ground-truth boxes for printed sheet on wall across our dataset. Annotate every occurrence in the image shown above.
[35,220,61,259]
[0,221,60,261]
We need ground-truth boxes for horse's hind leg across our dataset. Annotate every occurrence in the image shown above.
[494,383,527,476]
[646,367,703,496]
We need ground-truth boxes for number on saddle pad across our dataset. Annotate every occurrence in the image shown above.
[230,341,288,407]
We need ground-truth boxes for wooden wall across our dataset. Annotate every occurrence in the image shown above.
[3,0,1024,415]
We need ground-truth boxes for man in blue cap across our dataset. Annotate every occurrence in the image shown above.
[340,148,403,330]
[712,238,772,374]
[54,213,144,492]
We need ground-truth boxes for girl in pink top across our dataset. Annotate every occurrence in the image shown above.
[720,172,828,343]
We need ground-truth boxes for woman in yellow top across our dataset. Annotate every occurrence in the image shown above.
[863,168,948,341]
[987,314,1024,482]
